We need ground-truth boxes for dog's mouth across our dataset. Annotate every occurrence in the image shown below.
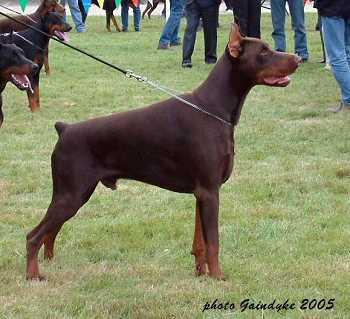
[10,74,33,93]
[263,75,291,87]
[54,30,69,42]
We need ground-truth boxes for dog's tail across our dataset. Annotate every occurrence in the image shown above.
[54,121,68,137]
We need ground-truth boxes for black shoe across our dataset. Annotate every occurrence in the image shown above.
[182,61,192,68]
[205,59,217,65]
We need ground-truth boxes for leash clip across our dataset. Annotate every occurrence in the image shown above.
[125,69,147,82]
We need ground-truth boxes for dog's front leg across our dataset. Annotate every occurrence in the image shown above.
[27,74,40,112]
[192,201,207,276]
[194,189,224,280]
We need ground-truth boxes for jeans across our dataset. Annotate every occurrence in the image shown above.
[159,0,186,46]
[121,0,141,31]
[182,2,219,63]
[271,0,308,59]
[60,0,85,32]
[322,16,350,104]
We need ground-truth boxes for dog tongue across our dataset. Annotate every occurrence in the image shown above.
[54,31,69,42]
[264,76,290,85]
[10,74,33,93]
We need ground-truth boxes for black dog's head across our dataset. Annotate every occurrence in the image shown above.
[42,12,72,42]
[227,23,302,87]
[0,41,37,92]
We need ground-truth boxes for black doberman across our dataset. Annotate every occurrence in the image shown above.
[0,39,38,127]
[0,0,66,76]
[1,12,71,113]
[26,24,301,281]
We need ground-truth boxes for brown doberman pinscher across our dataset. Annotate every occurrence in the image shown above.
[0,39,38,127]
[0,0,65,76]
[26,23,301,281]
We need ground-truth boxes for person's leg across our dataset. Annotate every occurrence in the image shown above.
[133,4,141,31]
[345,18,350,68]
[248,0,261,38]
[106,11,111,31]
[322,16,350,110]
[170,0,186,45]
[67,0,86,32]
[158,0,184,47]
[271,0,286,52]
[288,0,308,60]
[121,0,129,31]
[182,2,200,65]
[201,4,219,64]
[232,0,248,36]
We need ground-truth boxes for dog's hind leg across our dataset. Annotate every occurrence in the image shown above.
[194,188,224,280]
[26,160,98,280]
[191,201,207,276]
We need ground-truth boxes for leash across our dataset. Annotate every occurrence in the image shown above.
[0,4,38,24]
[0,7,233,127]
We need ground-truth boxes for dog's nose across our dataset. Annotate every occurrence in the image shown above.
[32,63,39,73]
[66,24,72,32]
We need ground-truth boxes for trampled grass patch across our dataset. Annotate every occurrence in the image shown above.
[0,13,349,318]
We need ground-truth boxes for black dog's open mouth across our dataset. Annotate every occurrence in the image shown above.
[54,31,69,42]
[263,75,291,87]
[10,74,33,93]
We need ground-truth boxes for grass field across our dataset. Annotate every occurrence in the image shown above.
[0,13,349,319]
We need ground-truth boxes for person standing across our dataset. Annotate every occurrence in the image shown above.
[182,0,220,67]
[232,0,261,38]
[270,0,309,61]
[314,0,350,112]
[158,0,186,49]
[121,0,141,32]
[60,0,86,32]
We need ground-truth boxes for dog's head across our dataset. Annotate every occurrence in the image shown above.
[42,12,72,41]
[42,0,66,16]
[0,42,37,92]
[227,23,301,87]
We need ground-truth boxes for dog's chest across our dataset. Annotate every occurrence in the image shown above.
[220,142,235,183]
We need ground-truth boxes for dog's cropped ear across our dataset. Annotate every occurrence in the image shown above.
[228,22,243,58]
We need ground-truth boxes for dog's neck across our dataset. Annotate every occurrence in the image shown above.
[193,49,253,126]
[23,22,51,49]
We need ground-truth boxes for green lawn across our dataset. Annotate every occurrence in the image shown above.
[0,13,349,319]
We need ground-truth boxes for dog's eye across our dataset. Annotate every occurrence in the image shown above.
[260,47,269,56]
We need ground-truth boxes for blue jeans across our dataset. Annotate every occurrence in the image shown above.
[271,0,308,59]
[159,0,185,46]
[121,0,141,31]
[322,16,350,104]
[60,0,85,32]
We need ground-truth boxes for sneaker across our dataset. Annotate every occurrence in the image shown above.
[158,43,170,50]
[328,102,350,113]
[182,61,192,68]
